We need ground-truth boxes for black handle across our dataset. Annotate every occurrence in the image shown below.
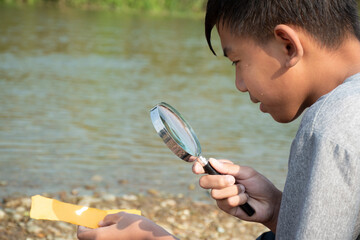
[203,162,255,217]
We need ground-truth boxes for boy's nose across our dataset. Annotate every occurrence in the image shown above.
[235,75,247,92]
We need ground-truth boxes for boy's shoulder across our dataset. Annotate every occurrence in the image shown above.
[298,73,360,150]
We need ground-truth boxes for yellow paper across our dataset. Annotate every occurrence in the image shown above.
[30,195,141,229]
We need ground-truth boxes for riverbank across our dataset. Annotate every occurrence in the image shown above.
[0,189,268,240]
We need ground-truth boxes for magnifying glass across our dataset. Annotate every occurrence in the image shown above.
[150,102,255,216]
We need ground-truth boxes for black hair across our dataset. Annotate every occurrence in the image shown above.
[205,0,360,55]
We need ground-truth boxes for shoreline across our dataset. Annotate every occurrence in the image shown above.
[0,189,268,240]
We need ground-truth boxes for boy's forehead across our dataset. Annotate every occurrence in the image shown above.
[216,24,249,56]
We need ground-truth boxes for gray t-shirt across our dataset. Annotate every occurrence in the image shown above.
[276,73,360,239]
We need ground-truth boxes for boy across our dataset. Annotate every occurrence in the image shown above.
[78,0,360,239]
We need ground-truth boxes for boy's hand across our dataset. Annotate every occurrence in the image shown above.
[192,158,282,233]
[77,212,178,240]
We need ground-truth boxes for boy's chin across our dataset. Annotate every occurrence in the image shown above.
[270,112,298,124]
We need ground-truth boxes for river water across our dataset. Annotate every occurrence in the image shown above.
[0,4,299,200]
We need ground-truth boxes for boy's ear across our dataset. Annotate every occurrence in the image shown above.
[274,24,304,68]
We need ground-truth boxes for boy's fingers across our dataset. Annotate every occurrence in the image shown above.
[199,174,235,189]
[192,161,205,174]
[217,159,234,164]
[211,184,245,200]
[188,156,198,162]
[216,193,249,213]
[208,158,236,175]
[100,212,126,227]
[193,158,236,175]
[77,226,96,240]
[209,158,256,180]
[193,158,230,174]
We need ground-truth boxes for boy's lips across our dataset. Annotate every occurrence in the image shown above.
[249,95,259,103]
[249,94,266,112]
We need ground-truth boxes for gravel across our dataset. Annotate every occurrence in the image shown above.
[0,190,268,240]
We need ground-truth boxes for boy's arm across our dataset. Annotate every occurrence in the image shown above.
[77,212,179,240]
[192,158,282,233]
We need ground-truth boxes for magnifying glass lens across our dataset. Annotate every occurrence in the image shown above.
[157,105,198,156]
[150,102,255,217]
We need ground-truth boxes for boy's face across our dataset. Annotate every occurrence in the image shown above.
[217,24,308,123]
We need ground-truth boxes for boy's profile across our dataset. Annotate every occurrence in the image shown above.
[77,0,360,239]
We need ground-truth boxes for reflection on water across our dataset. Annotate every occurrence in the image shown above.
[0,5,299,200]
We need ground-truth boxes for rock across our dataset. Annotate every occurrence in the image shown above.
[176,193,184,198]
[84,184,96,190]
[188,183,196,190]
[91,175,103,182]
[55,221,73,232]
[166,216,176,224]
[101,193,116,202]
[78,195,100,206]
[16,206,26,213]
[0,181,8,186]
[1,190,268,240]
[48,225,62,236]
[58,191,67,201]
[0,209,6,220]
[118,179,129,185]
[122,194,138,201]
[147,189,159,196]
[13,213,23,221]
[4,198,22,208]
[27,222,43,234]
[71,189,79,195]
[21,198,32,208]
[160,199,176,208]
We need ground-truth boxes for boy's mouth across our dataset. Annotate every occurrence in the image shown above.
[249,94,259,103]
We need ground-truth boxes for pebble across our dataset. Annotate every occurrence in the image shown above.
[147,189,159,196]
[0,181,8,186]
[71,189,79,195]
[91,175,103,182]
[78,195,100,206]
[84,184,96,190]
[55,222,73,232]
[102,193,116,202]
[182,209,190,216]
[0,209,6,220]
[13,213,23,221]
[122,194,138,201]
[0,191,268,240]
[16,206,26,213]
[21,198,32,208]
[118,179,129,185]
[48,225,62,236]
[27,223,43,234]
[4,198,22,208]
[160,199,176,208]
[188,183,196,190]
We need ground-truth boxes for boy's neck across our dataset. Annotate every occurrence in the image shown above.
[305,36,360,105]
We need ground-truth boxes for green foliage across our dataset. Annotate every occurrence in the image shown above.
[0,0,207,13]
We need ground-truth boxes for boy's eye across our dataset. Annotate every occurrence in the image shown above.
[232,61,239,66]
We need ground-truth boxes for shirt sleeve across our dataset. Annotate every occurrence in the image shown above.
[276,129,360,240]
